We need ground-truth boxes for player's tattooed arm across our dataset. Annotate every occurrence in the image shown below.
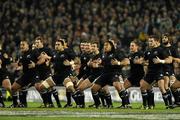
[133,57,144,64]
[111,58,130,66]
[173,57,180,63]
[153,56,172,64]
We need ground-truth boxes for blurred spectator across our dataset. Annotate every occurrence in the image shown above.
[0,0,179,57]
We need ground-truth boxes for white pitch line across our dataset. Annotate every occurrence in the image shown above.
[0,111,180,120]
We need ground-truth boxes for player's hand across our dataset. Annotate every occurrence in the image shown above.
[133,57,142,64]
[63,59,71,66]
[3,53,8,59]
[40,52,51,60]
[173,58,180,63]
[92,62,99,68]
[10,62,20,70]
[96,58,102,64]
[28,61,36,68]
[111,59,120,65]
[153,56,164,64]
[153,57,159,64]
[87,59,92,66]
[177,59,180,63]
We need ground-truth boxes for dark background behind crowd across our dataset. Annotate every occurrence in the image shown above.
[0,0,180,78]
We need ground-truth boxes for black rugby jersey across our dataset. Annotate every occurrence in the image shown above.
[144,46,169,73]
[19,49,37,73]
[0,50,11,69]
[163,45,178,73]
[80,52,93,72]
[89,52,103,75]
[129,51,144,75]
[52,48,76,74]
[34,47,53,74]
[101,50,126,73]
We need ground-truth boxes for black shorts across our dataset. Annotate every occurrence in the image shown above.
[95,72,122,87]
[0,69,10,86]
[128,74,144,87]
[88,72,102,83]
[77,66,91,80]
[87,69,102,83]
[143,72,164,84]
[163,70,175,76]
[77,73,88,80]
[38,71,52,81]
[52,73,70,86]
[16,73,40,87]
[176,75,180,81]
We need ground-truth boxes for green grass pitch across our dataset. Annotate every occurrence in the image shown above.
[0,102,180,120]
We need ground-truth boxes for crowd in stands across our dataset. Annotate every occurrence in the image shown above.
[0,0,180,76]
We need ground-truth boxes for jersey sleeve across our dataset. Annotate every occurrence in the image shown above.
[161,47,170,59]
[144,51,149,61]
[66,48,77,60]
[171,46,179,58]
[115,49,127,61]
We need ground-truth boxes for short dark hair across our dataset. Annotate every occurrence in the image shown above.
[149,35,160,42]
[56,39,64,46]
[35,36,45,43]
[131,40,140,46]
[21,39,29,43]
[162,33,169,37]
[91,41,100,47]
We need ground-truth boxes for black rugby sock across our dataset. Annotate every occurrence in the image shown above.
[125,91,130,105]
[147,89,155,107]
[79,91,85,107]
[166,89,173,106]
[66,91,72,105]
[52,89,61,107]
[104,94,113,107]
[162,93,169,107]
[119,90,129,106]
[99,91,106,106]
[19,90,28,107]
[92,92,101,107]
[141,91,148,107]
[41,91,48,107]
[172,89,180,104]
[12,93,18,106]
[0,91,5,107]
[72,92,80,106]
[47,91,53,105]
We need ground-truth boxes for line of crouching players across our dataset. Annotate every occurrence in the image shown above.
[0,34,180,109]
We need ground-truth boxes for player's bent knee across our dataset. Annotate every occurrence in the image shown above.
[63,78,71,86]
[45,77,56,87]
[34,83,41,91]
[66,81,74,88]
[41,80,50,89]
[2,79,11,88]
[41,78,56,89]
